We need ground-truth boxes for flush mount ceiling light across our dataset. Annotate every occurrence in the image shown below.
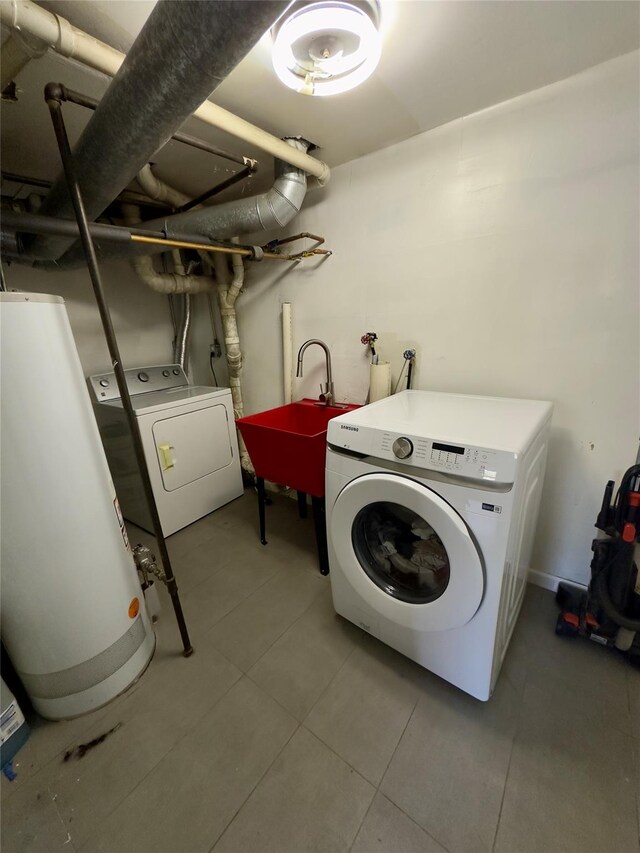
[271,1,382,96]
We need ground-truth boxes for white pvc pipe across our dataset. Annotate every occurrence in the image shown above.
[131,254,214,294]
[122,204,214,293]
[136,164,191,208]
[0,0,331,184]
[282,302,292,404]
[0,0,123,74]
[1,31,46,88]
[213,252,254,475]
[193,101,330,184]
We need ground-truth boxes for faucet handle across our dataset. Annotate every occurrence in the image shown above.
[319,383,334,406]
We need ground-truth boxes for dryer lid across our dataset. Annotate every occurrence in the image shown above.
[330,472,484,631]
[100,385,231,414]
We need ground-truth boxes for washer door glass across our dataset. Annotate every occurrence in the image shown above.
[352,501,450,604]
[329,472,484,631]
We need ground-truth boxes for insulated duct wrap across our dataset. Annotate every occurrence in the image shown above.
[50,139,310,269]
[29,0,289,262]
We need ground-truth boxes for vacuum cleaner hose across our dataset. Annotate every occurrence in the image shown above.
[593,557,640,632]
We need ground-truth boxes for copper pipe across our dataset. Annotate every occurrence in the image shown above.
[270,231,325,247]
[289,248,332,260]
[130,234,300,261]
[132,234,250,256]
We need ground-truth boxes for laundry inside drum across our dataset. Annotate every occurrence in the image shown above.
[351,501,450,604]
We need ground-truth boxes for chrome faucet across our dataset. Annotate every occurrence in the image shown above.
[296,339,335,406]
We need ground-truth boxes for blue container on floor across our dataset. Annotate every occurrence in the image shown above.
[1,677,29,774]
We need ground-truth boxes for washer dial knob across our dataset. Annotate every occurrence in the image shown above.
[392,437,414,459]
[99,379,109,388]
[137,371,149,382]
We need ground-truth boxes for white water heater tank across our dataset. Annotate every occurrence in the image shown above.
[0,293,155,720]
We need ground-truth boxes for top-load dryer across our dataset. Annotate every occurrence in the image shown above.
[90,365,243,536]
[325,390,553,700]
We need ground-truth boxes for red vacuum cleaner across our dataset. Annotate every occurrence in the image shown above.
[555,455,640,664]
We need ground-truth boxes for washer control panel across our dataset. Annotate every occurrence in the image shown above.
[88,364,188,402]
[378,430,515,484]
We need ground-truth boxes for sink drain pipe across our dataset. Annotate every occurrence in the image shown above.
[212,251,254,476]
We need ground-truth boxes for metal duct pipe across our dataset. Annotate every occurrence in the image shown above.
[53,138,309,269]
[29,0,289,262]
[173,294,192,373]
[0,0,330,184]
[144,139,309,241]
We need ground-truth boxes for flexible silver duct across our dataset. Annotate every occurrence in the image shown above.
[27,0,289,262]
[47,139,310,270]
[140,139,310,243]
[173,293,192,374]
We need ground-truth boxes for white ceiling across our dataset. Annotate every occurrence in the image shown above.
[1,0,639,199]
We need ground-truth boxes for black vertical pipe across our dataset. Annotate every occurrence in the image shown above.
[46,91,193,657]
[311,497,330,576]
[31,0,289,262]
[296,490,308,519]
[257,477,268,546]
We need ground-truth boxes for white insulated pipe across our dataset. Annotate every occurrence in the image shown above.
[0,0,331,185]
[131,254,214,294]
[213,252,254,475]
[194,101,330,185]
[282,302,293,404]
[122,204,214,294]
[0,0,124,75]
[0,30,46,89]
[136,164,191,209]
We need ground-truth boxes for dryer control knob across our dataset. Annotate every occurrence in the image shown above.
[137,371,149,382]
[392,437,414,459]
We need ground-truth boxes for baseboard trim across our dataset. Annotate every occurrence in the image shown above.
[527,569,587,593]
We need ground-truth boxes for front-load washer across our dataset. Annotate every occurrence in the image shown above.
[89,365,243,536]
[326,389,553,700]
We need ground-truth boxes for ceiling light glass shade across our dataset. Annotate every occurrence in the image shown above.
[272,1,382,96]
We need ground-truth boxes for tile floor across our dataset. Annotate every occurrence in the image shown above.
[2,491,639,853]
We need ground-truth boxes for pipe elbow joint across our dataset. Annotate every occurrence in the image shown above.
[44,81,65,103]
[256,174,307,230]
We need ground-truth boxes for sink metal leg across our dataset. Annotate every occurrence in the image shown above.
[257,477,267,545]
[297,490,308,519]
[311,496,329,576]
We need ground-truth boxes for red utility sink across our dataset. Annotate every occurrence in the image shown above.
[237,398,360,497]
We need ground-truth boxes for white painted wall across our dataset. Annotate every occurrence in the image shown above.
[4,260,226,388]
[236,52,640,586]
[4,261,175,377]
